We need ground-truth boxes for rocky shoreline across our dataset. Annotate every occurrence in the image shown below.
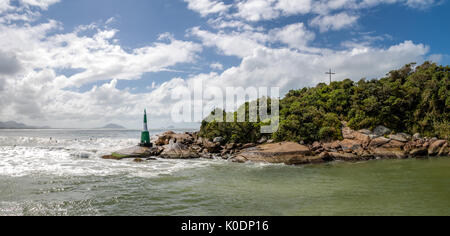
[102,124,449,165]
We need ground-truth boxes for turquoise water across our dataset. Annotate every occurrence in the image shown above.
[0,130,449,216]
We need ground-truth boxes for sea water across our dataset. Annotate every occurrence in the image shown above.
[0,129,449,216]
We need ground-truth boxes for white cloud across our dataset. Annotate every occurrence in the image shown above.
[0,0,436,128]
[269,23,315,50]
[310,12,359,32]
[184,0,230,17]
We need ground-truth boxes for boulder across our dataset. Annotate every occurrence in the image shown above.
[311,141,322,151]
[339,139,363,153]
[323,141,341,151]
[370,147,407,159]
[342,127,371,146]
[154,131,194,146]
[438,143,449,156]
[203,140,221,153]
[389,134,408,143]
[328,152,362,161]
[231,142,319,165]
[102,146,160,160]
[160,142,199,159]
[358,129,373,135]
[369,137,391,148]
[374,125,391,136]
[382,140,406,149]
[428,140,448,156]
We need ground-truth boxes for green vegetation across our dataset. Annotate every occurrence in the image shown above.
[199,62,450,143]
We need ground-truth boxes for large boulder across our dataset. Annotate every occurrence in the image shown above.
[370,147,407,159]
[328,152,364,161]
[389,134,409,143]
[203,140,222,153]
[339,139,363,153]
[438,143,449,156]
[160,142,199,159]
[428,140,448,156]
[102,146,161,160]
[342,127,371,146]
[369,137,391,148]
[154,131,194,146]
[382,140,406,149]
[231,142,320,165]
[374,125,391,136]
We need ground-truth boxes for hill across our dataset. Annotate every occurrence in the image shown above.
[0,121,51,129]
[199,62,449,144]
[100,123,126,129]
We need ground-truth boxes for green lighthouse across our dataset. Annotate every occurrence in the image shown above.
[140,109,152,147]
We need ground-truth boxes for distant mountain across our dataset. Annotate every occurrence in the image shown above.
[0,121,51,129]
[100,123,126,129]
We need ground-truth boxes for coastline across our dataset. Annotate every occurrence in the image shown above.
[103,124,449,165]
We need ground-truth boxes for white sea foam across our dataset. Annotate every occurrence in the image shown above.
[0,135,218,178]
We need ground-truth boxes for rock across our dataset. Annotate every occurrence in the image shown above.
[389,134,408,143]
[438,143,449,156]
[160,141,199,159]
[241,143,256,149]
[103,146,158,160]
[398,133,412,141]
[328,152,362,161]
[342,127,356,139]
[213,137,224,143]
[410,147,428,157]
[155,131,194,146]
[358,129,373,135]
[134,158,144,163]
[369,137,391,148]
[339,139,363,153]
[231,142,319,165]
[311,141,322,151]
[203,140,221,153]
[413,133,421,140]
[318,152,332,161]
[267,139,275,144]
[382,140,406,149]
[374,125,391,136]
[428,140,447,156]
[342,127,371,146]
[196,137,204,145]
[371,147,407,159]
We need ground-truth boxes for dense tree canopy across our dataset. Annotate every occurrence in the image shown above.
[199,62,450,143]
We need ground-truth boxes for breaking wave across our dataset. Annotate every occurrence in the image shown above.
[0,134,219,178]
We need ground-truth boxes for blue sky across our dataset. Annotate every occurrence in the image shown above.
[0,0,448,128]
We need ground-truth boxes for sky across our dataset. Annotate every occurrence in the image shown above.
[0,0,448,129]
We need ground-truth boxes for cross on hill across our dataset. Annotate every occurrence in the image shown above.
[325,69,336,84]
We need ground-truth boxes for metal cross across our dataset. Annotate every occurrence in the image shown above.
[325,69,336,84]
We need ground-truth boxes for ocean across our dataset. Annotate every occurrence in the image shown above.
[0,129,449,216]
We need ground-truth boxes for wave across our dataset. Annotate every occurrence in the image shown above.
[0,135,219,178]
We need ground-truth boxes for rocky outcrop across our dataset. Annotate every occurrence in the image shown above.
[231,142,321,165]
[104,128,449,165]
[154,131,195,146]
[160,141,200,159]
[102,146,162,160]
